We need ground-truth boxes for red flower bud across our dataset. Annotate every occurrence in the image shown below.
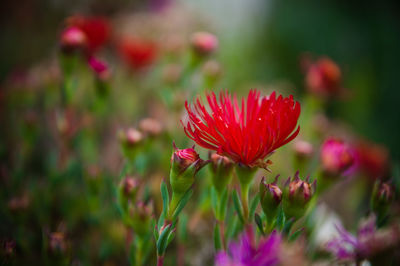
[306,57,342,98]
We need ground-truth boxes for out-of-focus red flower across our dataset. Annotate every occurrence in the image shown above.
[60,26,88,53]
[66,15,111,54]
[118,38,157,70]
[305,57,342,98]
[321,138,358,176]
[356,140,389,180]
[183,90,301,168]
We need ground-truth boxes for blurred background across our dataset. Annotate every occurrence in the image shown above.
[1,0,400,158]
[1,0,400,265]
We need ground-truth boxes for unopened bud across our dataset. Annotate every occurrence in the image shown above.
[209,153,234,194]
[139,118,163,137]
[294,140,314,159]
[260,176,282,221]
[119,128,143,147]
[60,26,88,54]
[306,57,342,98]
[131,201,153,238]
[120,176,139,200]
[162,64,182,85]
[202,60,222,80]
[321,138,356,177]
[169,143,208,214]
[371,181,393,215]
[88,56,109,80]
[283,172,315,219]
[191,32,218,56]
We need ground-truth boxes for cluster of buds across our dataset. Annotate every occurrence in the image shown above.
[283,172,316,220]
[117,176,154,238]
[209,153,234,195]
[259,175,282,223]
[320,138,357,177]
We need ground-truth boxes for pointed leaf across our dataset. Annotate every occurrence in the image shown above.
[211,187,218,217]
[249,194,260,219]
[214,223,222,251]
[289,228,304,242]
[254,213,265,235]
[232,190,244,224]
[218,188,229,221]
[156,224,172,255]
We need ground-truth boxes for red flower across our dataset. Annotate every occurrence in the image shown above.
[183,90,301,167]
[118,38,157,70]
[66,15,111,54]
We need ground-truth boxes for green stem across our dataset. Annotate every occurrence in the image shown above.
[240,184,250,224]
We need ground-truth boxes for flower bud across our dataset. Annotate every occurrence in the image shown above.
[371,181,393,215]
[139,118,163,137]
[202,60,222,80]
[130,201,153,238]
[321,138,357,177]
[283,172,315,219]
[60,26,88,54]
[170,144,206,194]
[162,63,182,85]
[293,140,314,159]
[88,56,109,80]
[259,176,282,221]
[306,57,342,98]
[209,153,234,194]
[190,32,218,56]
[120,176,139,200]
[119,128,144,160]
[169,144,207,214]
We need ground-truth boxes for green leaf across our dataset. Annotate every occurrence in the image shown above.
[172,189,193,220]
[289,228,304,242]
[283,218,295,235]
[218,188,229,221]
[166,229,176,246]
[232,190,244,224]
[211,187,218,217]
[213,223,222,251]
[249,194,260,219]
[275,205,285,231]
[158,181,169,228]
[156,224,171,255]
[254,213,265,235]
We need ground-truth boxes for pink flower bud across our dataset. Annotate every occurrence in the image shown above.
[321,138,357,176]
[191,32,218,55]
[60,26,88,54]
